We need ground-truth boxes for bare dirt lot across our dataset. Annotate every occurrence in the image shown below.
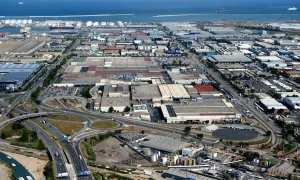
[0,162,11,180]
[94,137,152,168]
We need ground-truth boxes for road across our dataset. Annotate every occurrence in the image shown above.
[165,28,281,150]
[31,117,92,180]
[22,120,68,179]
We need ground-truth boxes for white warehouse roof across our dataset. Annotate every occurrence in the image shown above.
[260,98,287,110]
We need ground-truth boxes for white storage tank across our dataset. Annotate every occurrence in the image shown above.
[107,22,115,26]
[10,19,16,24]
[100,21,107,26]
[117,21,124,26]
[4,19,11,24]
[151,154,158,162]
[161,157,168,165]
[22,19,28,24]
[86,21,93,27]
[76,22,82,27]
[93,22,99,27]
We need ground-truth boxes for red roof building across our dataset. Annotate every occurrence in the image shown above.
[194,85,214,92]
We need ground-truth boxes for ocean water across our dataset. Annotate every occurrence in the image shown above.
[0,0,300,22]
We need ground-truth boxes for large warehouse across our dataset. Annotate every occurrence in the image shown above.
[0,64,42,92]
[158,84,190,101]
[161,98,241,123]
[54,56,162,87]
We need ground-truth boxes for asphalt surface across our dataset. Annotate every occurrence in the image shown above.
[31,118,92,180]
[22,120,68,179]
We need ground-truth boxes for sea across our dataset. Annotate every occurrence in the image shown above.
[0,0,300,22]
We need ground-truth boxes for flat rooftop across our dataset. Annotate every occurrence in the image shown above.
[141,134,190,153]
[158,84,190,99]
[0,39,46,55]
[0,63,41,85]
[164,99,238,117]
[101,96,130,107]
[131,85,162,100]
[71,56,156,68]
[209,55,252,63]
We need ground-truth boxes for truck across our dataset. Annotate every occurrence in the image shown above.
[61,135,71,142]
[78,171,91,176]
[57,172,69,178]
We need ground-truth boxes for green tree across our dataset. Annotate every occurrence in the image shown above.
[12,122,24,130]
[37,139,46,150]
[43,161,54,179]
[184,126,192,136]
[124,106,131,112]
[196,134,203,140]
[108,106,114,113]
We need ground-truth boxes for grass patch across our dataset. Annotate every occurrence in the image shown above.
[92,121,118,129]
[48,114,85,122]
[50,100,62,108]
[49,121,84,136]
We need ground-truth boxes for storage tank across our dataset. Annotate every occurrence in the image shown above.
[10,19,16,24]
[76,22,82,27]
[86,21,93,27]
[173,155,179,163]
[107,22,115,26]
[17,19,22,24]
[93,22,99,27]
[22,19,28,24]
[100,21,107,26]
[117,21,124,26]
[151,154,158,162]
[162,157,168,165]
[4,19,11,24]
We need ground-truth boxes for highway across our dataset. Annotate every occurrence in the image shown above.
[31,118,92,180]
[22,120,68,178]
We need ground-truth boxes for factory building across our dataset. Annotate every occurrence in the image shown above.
[131,85,162,102]
[158,84,190,101]
[100,84,130,112]
[161,99,240,123]
[283,97,300,110]
[258,98,288,113]
[0,64,42,92]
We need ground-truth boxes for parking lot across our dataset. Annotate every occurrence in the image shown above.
[39,87,83,99]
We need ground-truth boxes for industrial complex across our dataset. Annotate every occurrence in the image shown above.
[0,18,300,180]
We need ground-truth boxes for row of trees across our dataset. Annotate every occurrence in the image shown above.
[108,106,131,113]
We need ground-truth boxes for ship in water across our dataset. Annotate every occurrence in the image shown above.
[18,2,24,5]
[49,26,75,30]
[288,6,297,11]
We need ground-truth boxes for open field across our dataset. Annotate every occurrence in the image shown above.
[93,137,152,168]
[92,121,118,129]
[49,120,84,135]
[48,114,85,122]
[48,99,63,108]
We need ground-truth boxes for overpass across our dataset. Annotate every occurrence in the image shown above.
[0,112,63,129]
